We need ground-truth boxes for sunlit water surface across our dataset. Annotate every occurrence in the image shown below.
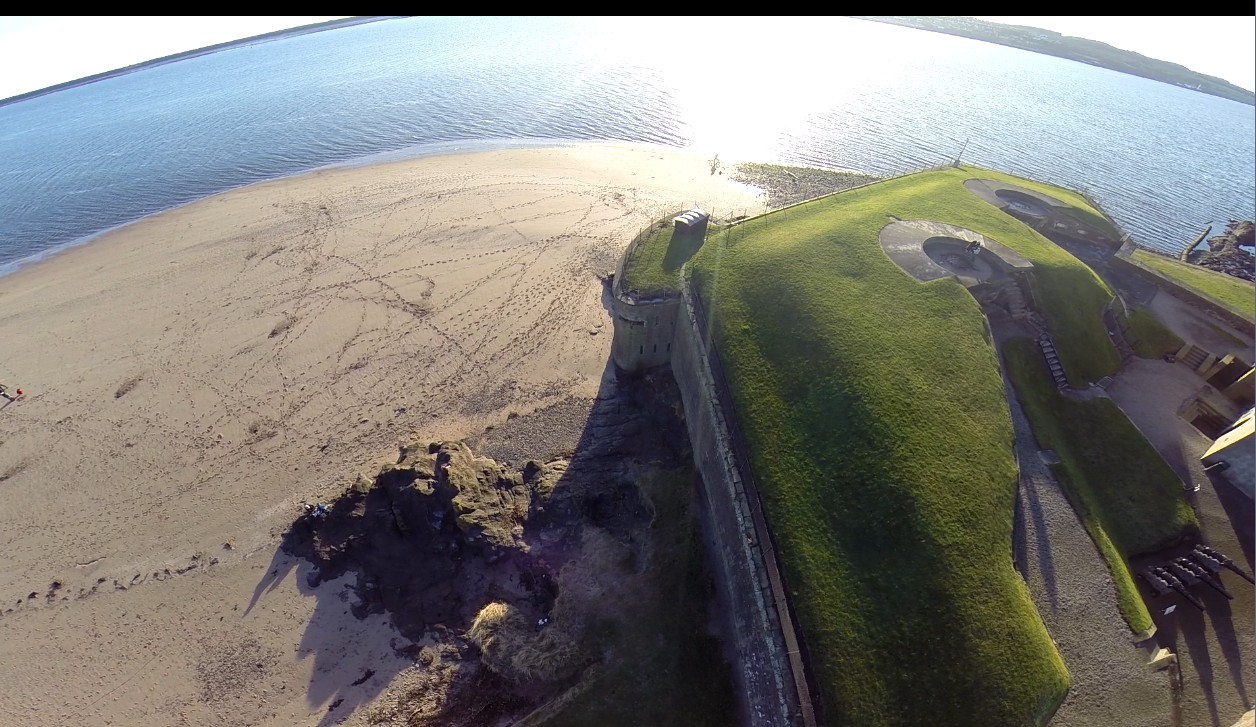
[0,16,1252,272]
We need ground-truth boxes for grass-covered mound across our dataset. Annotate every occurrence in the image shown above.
[1003,337,1198,632]
[686,168,1088,725]
[1129,249,1255,321]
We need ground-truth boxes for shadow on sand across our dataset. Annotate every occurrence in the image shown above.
[246,553,409,726]
[243,354,724,725]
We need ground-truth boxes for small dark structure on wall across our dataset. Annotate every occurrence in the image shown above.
[673,208,710,241]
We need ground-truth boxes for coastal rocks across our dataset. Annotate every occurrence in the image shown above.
[279,371,691,725]
[392,441,534,558]
[1186,219,1255,281]
[284,441,564,636]
[732,162,880,207]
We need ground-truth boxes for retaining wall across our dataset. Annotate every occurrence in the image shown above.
[1111,251,1255,337]
[671,280,814,727]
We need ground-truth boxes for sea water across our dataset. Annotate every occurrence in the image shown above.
[0,16,1252,272]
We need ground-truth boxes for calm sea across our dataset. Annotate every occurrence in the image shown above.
[1,16,1252,272]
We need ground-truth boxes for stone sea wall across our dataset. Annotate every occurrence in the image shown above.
[1111,248,1255,336]
[608,207,818,725]
[609,293,679,372]
[669,282,806,726]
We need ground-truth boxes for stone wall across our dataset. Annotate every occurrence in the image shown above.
[609,293,680,372]
[1110,252,1255,336]
[671,281,814,727]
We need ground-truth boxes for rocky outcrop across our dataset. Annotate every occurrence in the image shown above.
[732,163,879,208]
[277,373,709,726]
[1186,220,1254,281]
[286,441,564,637]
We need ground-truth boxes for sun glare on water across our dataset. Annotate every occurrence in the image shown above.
[573,17,985,167]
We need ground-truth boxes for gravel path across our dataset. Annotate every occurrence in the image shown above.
[1107,359,1255,727]
[1002,361,1171,727]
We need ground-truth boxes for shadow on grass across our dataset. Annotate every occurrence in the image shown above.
[661,228,705,275]
[698,279,1068,725]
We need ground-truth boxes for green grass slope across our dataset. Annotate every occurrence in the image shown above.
[687,169,1087,725]
[1129,249,1256,321]
[1002,337,1198,632]
[1124,308,1185,359]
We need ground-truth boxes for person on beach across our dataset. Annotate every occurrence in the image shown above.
[0,384,23,402]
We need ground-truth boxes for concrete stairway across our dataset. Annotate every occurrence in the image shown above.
[1003,280,1029,320]
[1101,306,1135,362]
[1180,345,1209,370]
[1024,310,1049,337]
[1038,334,1069,389]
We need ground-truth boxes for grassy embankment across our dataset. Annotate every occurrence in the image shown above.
[530,467,736,727]
[1130,249,1256,321]
[1003,337,1198,632]
[620,164,1196,722]
[686,168,1089,726]
[618,166,882,298]
[1121,308,1185,359]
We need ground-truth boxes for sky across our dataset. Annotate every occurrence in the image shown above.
[0,15,1253,102]
[0,16,347,100]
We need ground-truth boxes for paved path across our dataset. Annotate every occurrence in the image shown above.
[1148,292,1255,361]
[997,330,1170,727]
[1108,359,1255,727]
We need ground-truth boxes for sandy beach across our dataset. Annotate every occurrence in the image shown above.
[0,144,761,726]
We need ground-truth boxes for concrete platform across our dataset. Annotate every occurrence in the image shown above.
[965,178,1116,246]
[964,178,1070,216]
[879,219,1032,286]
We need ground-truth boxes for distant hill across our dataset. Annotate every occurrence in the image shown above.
[0,17,397,108]
[856,16,1256,106]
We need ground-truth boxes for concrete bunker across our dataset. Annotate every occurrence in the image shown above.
[922,236,1002,283]
[994,188,1051,218]
[964,178,1116,247]
[880,219,1032,288]
[674,208,710,239]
